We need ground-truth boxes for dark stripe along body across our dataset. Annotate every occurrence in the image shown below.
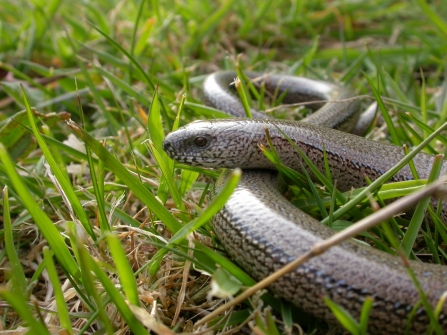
[163,71,447,334]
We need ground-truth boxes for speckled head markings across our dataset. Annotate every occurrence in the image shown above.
[163,71,447,334]
[163,119,277,169]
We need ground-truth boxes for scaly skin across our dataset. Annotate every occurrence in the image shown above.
[203,71,360,130]
[163,71,447,334]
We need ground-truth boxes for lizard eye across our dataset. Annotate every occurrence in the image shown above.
[193,136,209,148]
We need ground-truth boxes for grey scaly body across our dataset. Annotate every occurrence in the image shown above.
[163,71,447,334]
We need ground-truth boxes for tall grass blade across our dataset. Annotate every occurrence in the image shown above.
[0,143,79,277]
[3,186,28,296]
[43,247,73,334]
[22,86,95,239]
[401,155,443,255]
[106,233,140,306]
[321,121,447,225]
[363,72,400,145]
[416,0,447,36]
[79,245,149,335]
[67,120,182,233]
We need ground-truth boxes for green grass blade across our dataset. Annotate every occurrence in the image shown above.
[272,125,347,204]
[359,297,374,335]
[179,169,200,196]
[340,51,368,83]
[128,0,146,83]
[0,62,50,94]
[404,113,447,147]
[185,0,237,50]
[148,87,164,152]
[106,233,140,306]
[175,96,200,195]
[211,267,243,298]
[235,68,253,118]
[147,140,185,211]
[66,38,121,134]
[3,186,28,296]
[41,125,70,182]
[280,302,294,335]
[18,125,97,164]
[404,260,443,335]
[238,0,274,36]
[301,166,328,218]
[21,86,95,239]
[303,35,320,71]
[147,89,172,203]
[234,76,252,118]
[400,155,443,255]
[0,290,50,335]
[194,242,255,286]
[65,222,100,313]
[173,94,186,131]
[323,145,333,184]
[321,120,447,225]
[184,102,229,118]
[147,168,241,274]
[323,297,359,334]
[94,66,152,107]
[416,0,447,36]
[420,69,428,140]
[134,18,155,56]
[169,168,240,245]
[147,87,181,205]
[327,180,338,228]
[0,143,79,277]
[381,70,412,105]
[77,84,110,234]
[67,120,182,233]
[87,145,109,233]
[89,23,155,90]
[404,145,420,180]
[363,72,400,145]
[80,246,149,335]
[43,247,73,334]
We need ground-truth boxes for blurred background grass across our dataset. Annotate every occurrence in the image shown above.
[1,0,447,334]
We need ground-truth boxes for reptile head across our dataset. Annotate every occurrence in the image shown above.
[163,119,269,168]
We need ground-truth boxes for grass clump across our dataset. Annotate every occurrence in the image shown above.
[1,0,447,334]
